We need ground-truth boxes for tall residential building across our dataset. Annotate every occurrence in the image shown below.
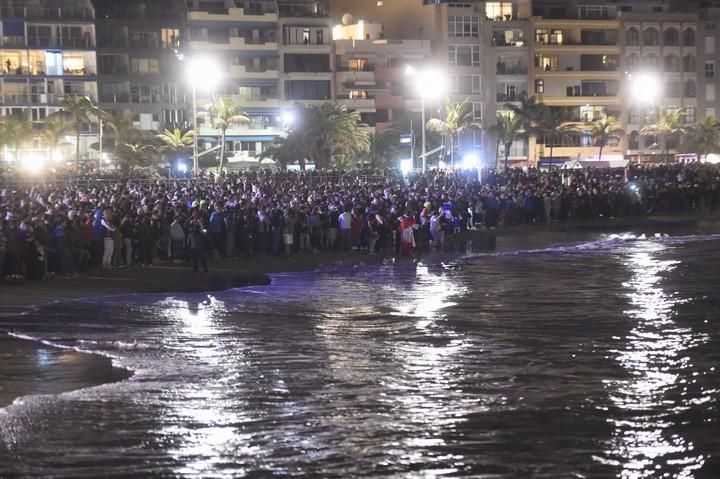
[530,0,624,164]
[0,0,97,163]
[186,0,282,165]
[695,3,720,130]
[333,19,432,132]
[278,0,334,105]
[621,8,699,162]
[94,0,187,131]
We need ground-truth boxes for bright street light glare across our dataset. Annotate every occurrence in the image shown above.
[629,73,661,105]
[281,110,295,126]
[186,57,222,89]
[400,158,413,175]
[463,152,480,169]
[177,161,188,173]
[23,154,45,175]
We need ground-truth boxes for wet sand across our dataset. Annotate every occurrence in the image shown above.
[1,216,717,409]
[0,334,131,408]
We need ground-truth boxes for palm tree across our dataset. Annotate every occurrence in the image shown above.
[156,128,195,154]
[426,98,481,168]
[534,107,577,165]
[54,95,101,168]
[304,102,370,169]
[114,141,156,173]
[489,112,524,170]
[585,116,625,161]
[681,117,720,161]
[0,114,33,160]
[641,107,686,164]
[207,98,250,172]
[507,94,546,131]
[39,117,71,163]
[258,131,308,170]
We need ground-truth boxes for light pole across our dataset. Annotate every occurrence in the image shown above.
[406,65,447,173]
[628,72,661,163]
[186,57,222,175]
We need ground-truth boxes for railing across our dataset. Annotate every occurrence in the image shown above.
[497,65,528,75]
[497,92,527,102]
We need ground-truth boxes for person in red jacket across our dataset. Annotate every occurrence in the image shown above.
[398,213,417,256]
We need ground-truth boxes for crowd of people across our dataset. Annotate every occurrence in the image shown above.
[1,163,719,281]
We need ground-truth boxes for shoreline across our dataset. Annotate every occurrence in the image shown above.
[1,214,719,409]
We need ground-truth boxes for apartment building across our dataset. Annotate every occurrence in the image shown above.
[621,8,699,162]
[278,0,334,105]
[333,19,431,132]
[186,0,282,164]
[695,3,720,132]
[0,0,97,163]
[94,0,187,131]
[530,0,624,164]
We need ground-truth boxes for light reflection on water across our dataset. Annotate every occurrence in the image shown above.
[1,235,719,477]
[605,242,709,478]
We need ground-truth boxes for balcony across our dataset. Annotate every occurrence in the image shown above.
[189,37,277,51]
[229,64,279,79]
[497,92,527,102]
[188,7,277,23]
[0,7,94,20]
[100,94,130,104]
[496,64,528,75]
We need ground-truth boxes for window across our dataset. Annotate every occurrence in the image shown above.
[626,27,639,46]
[664,55,680,72]
[485,2,513,20]
[629,106,640,124]
[45,50,63,75]
[685,79,696,97]
[449,45,480,66]
[663,28,679,46]
[580,105,605,122]
[706,61,715,78]
[472,102,482,121]
[579,5,609,19]
[683,28,696,46]
[63,53,86,75]
[706,107,716,120]
[685,106,696,123]
[535,79,544,94]
[302,28,310,44]
[706,36,716,54]
[706,83,715,101]
[285,80,330,100]
[643,28,659,46]
[629,131,639,149]
[706,22,717,31]
[161,28,180,49]
[347,58,367,71]
[131,58,159,74]
[240,141,257,153]
[644,53,659,70]
[666,80,680,97]
[129,32,158,49]
[453,75,482,94]
[448,16,480,37]
[348,89,368,99]
[626,54,639,71]
[683,55,696,73]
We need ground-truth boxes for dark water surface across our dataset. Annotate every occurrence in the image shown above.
[1,233,719,478]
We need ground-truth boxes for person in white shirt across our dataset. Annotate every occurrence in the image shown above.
[338,209,352,251]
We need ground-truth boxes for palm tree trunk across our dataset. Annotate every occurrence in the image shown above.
[549,143,555,168]
[505,142,511,170]
[219,129,226,173]
[598,143,604,162]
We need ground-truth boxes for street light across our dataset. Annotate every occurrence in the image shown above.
[629,72,661,105]
[406,65,447,173]
[186,57,222,175]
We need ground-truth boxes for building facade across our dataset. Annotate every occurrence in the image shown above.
[94,0,187,131]
[1,0,97,163]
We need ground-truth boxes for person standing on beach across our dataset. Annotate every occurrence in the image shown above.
[187,223,208,273]
[101,209,116,270]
